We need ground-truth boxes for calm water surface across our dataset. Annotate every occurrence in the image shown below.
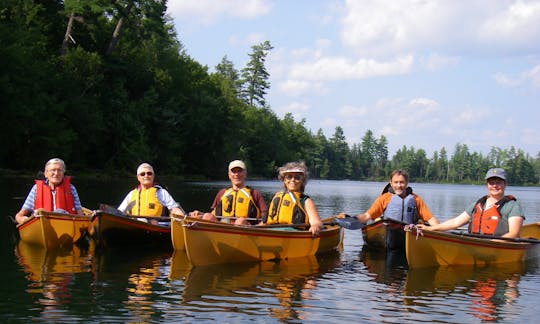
[1,177,540,323]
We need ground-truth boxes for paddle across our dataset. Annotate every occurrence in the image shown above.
[97,203,172,221]
[450,231,540,244]
[257,215,364,230]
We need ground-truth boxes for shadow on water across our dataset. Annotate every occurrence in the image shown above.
[360,245,408,286]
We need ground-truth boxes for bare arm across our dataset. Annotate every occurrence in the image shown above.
[418,211,471,232]
[15,208,31,224]
[503,216,523,238]
[305,198,323,236]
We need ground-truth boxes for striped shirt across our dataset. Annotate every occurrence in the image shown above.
[21,183,83,212]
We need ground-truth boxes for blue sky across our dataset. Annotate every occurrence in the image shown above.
[167,0,540,157]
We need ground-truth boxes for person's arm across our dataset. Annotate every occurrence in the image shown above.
[117,192,132,213]
[189,189,223,218]
[421,211,471,231]
[15,185,37,224]
[503,216,524,238]
[305,198,323,236]
[70,185,84,215]
[253,190,268,220]
[415,195,439,225]
[353,194,388,223]
[15,208,32,224]
[157,188,184,215]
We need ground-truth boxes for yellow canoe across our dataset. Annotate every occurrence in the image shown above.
[181,218,344,266]
[170,215,187,250]
[362,218,408,251]
[17,209,92,249]
[405,222,540,268]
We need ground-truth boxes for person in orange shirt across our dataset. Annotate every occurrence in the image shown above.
[349,169,439,225]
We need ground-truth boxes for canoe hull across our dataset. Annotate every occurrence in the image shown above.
[171,216,185,250]
[362,218,407,251]
[17,211,92,249]
[91,212,171,249]
[182,220,344,266]
[405,223,540,268]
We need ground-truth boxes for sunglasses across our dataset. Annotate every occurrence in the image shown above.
[285,174,303,181]
[139,172,153,177]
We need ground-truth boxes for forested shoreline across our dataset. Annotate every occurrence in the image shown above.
[2,1,539,185]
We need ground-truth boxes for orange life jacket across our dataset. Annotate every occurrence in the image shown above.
[469,195,515,236]
[34,177,76,213]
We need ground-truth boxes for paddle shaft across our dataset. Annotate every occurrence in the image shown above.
[452,231,540,244]
[189,211,259,222]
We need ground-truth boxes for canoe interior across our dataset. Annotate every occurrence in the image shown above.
[91,211,172,249]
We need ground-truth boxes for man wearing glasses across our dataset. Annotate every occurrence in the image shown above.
[118,163,184,220]
[15,158,84,224]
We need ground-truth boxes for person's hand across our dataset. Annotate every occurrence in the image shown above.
[415,224,428,231]
[189,210,202,218]
[16,215,29,224]
[309,221,324,237]
[170,207,184,216]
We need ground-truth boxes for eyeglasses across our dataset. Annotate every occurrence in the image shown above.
[285,174,303,181]
[47,168,64,173]
[139,172,153,177]
[487,178,505,186]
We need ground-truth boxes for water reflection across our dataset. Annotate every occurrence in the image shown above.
[92,249,172,322]
[15,241,94,321]
[170,251,342,321]
[404,262,531,322]
[361,247,408,285]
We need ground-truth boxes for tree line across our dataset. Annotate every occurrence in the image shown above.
[2,1,539,185]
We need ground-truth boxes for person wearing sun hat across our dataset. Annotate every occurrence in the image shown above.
[264,161,324,236]
[417,167,524,238]
[189,160,267,225]
[117,163,185,222]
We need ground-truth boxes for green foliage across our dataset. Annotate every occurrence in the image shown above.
[240,41,273,108]
[1,0,539,185]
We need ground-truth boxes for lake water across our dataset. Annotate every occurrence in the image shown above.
[2,177,540,323]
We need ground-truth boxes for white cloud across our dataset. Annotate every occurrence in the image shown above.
[275,102,311,118]
[523,64,540,87]
[168,0,272,25]
[478,1,540,46]
[288,55,413,81]
[278,80,328,96]
[408,98,440,109]
[340,0,540,56]
[339,105,368,117]
[493,72,521,87]
[452,106,489,124]
[494,64,540,88]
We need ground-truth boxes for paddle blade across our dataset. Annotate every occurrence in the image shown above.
[333,216,364,230]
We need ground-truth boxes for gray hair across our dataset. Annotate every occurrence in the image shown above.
[137,163,154,175]
[45,158,66,171]
[278,161,309,192]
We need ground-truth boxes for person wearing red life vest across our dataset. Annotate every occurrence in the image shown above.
[15,158,84,224]
[416,168,524,238]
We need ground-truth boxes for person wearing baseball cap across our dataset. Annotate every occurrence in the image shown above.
[417,167,524,238]
[190,160,267,225]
